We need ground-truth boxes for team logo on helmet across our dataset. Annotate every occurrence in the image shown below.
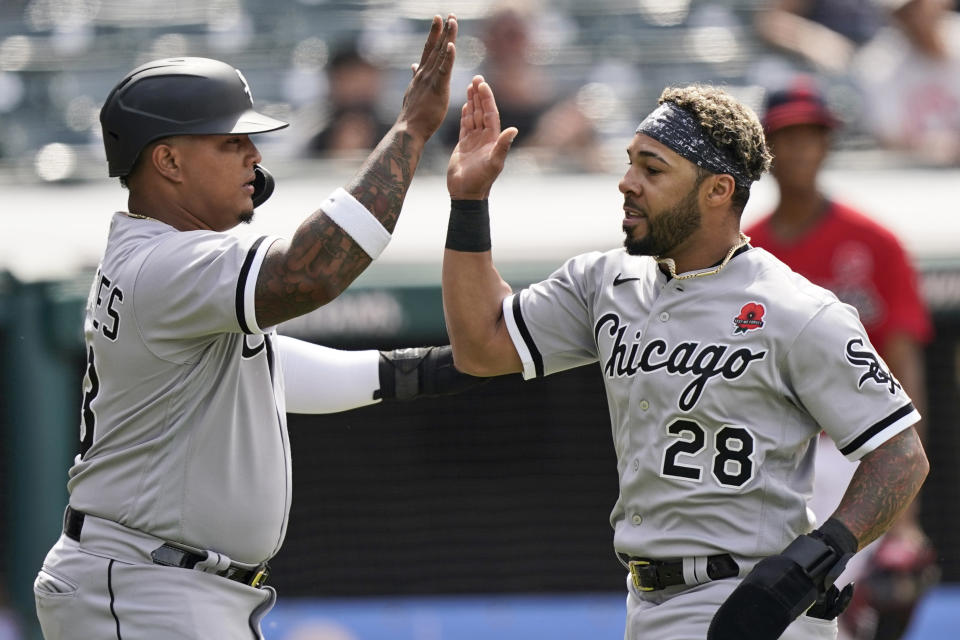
[733,302,765,335]
[236,69,254,105]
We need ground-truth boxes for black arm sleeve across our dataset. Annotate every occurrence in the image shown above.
[377,345,489,401]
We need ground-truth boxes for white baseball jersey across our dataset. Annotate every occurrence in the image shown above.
[503,245,919,561]
[68,212,286,565]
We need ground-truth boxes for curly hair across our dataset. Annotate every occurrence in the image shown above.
[659,85,772,212]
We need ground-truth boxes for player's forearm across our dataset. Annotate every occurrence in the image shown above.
[345,122,425,233]
[442,249,519,376]
[830,427,929,550]
[883,335,929,524]
[254,126,424,327]
[883,333,928,441]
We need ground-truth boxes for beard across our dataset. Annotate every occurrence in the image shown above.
[238,210,255,225]
[623,186,702,257]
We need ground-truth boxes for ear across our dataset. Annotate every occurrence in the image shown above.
[702,173,736,208]
[150,141,184,183]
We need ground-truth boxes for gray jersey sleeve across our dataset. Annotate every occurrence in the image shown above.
[785,301,920,461]
[133,231,278,361]
[502,252,607,379]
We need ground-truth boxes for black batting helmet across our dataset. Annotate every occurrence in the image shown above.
[99,57,288,177]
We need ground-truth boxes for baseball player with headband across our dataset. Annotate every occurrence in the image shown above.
[440,76,929,640]
[32,15,478,640]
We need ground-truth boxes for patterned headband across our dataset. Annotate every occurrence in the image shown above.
[636,102,752,187]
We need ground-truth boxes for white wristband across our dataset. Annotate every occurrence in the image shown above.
[321,187,391,259]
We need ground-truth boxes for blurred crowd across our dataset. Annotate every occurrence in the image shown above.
[1,0,960,181]
[0,2,954,639]
[755,0,960,165]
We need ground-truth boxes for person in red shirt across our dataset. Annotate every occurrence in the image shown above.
[746,76,938,640]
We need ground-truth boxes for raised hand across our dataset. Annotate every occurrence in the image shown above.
[255,15,458,328]
[447,76,518,200]
[397,14,458,144]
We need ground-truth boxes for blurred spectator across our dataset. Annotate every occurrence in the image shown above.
[443,3,603,171]
[0,580,22,640]
[745,76,938,640]
[754,0,886,73]
[304,41,392,158]
[851,0,960,164]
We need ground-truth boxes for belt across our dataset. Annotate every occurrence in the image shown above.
[63,506,270,589]
[620,553,739,591]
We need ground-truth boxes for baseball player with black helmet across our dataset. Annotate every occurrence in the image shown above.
[32,14,476,640]
[440,76,929,640]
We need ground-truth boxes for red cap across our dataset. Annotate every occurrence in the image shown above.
[762,76,840,135]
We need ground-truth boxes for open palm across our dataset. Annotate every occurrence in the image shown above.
[446,76,518,200]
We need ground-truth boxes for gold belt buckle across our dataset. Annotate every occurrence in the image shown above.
[628,559,654,592]
[249,565,269,588]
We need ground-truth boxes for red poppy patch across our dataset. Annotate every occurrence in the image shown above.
[733,302,765,334]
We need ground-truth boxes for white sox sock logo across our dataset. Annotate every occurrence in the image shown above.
[844,337,902,394]
[595,313,767,410]
[236,69,254,105]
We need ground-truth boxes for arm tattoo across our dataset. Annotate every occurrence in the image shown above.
[255,129,422,328]
[832,426,929,550]
[346,130,418,233]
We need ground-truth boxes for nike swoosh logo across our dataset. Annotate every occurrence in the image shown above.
[613,273,642,287]
[241,335,266,358]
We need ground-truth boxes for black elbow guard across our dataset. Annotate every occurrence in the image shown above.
[377,345,488,401]
[708,517,858,639]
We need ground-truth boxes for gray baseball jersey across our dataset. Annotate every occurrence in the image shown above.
[502,246,919,561]
[68,212,286,565]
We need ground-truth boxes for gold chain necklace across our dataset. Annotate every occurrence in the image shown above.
[656,232,751,281]
[124,211,163,223]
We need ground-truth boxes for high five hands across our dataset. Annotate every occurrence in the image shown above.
[447,76,519,200]
[400,14,458,144]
